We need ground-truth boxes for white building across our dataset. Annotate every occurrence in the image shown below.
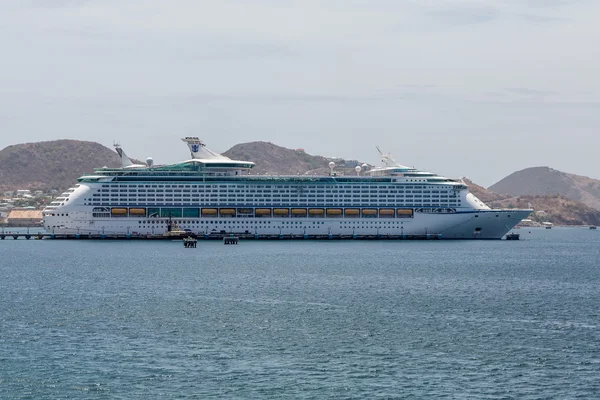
[16,189,32,197]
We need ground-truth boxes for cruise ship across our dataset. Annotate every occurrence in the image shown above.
[42,138,531,239]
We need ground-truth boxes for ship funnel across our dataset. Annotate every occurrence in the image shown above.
[114,142,135,168]
[181,137,230,160]
[376,146,398,167]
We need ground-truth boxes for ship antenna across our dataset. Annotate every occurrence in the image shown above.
[376,146,397,167]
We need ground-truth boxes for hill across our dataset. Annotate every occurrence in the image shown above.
[493,195,600,226]
[0,140,121,192]
[0,140,364,193]
[462,178,509,203]
[464,177,599,226]
[489,167,600,211]
[223,141,365,175]
[1,139,598,225]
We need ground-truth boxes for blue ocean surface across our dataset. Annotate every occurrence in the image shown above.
[1,228,599,399]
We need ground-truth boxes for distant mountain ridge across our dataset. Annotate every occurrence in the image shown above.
[0,140,362,192]
[0,140,122,192]
[223,141,364,176]
[462,178,508,203]
[223,141,330,175]
[461,178,600,225]
[494,195,600,227]
[489,167,600,211]
[1,139,598,225]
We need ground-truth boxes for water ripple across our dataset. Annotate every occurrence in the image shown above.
[1,228,599,398]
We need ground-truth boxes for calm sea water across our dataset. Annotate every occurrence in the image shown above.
[1,228,599,399]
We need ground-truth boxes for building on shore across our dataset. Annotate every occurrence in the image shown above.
[5,210,43,226]
[16,189,32,197]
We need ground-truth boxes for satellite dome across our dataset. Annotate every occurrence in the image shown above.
[146,157,154,167]
[328,161,335,168]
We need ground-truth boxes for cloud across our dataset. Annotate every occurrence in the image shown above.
[0,0,599,185]
[424,5,500,27]
[519,13,565,23]
[506,88,556,96]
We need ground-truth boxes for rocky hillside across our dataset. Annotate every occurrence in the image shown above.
[494,195,600,226]
[1,139,598,225]
[223,141,365,175]
[462,178,509,203]
[0,140,121,192]
[489,167,600,210]
[0,140,364,192]
[464,177,599,226]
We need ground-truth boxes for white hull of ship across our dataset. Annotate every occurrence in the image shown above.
[43,209,530,239]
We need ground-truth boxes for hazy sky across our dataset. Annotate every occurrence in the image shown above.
[1,0,598,186]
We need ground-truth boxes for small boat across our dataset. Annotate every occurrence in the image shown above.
[505,232,520,240]
[590,226,597,230]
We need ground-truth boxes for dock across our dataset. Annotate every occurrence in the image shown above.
[1,232,444,241]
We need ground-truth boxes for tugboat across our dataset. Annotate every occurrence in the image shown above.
[164,216,194,239]
[505,232,520,240]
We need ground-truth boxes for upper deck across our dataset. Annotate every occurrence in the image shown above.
[81,138,464,188]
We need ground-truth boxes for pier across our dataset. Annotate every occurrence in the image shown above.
[0,232,443,241]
